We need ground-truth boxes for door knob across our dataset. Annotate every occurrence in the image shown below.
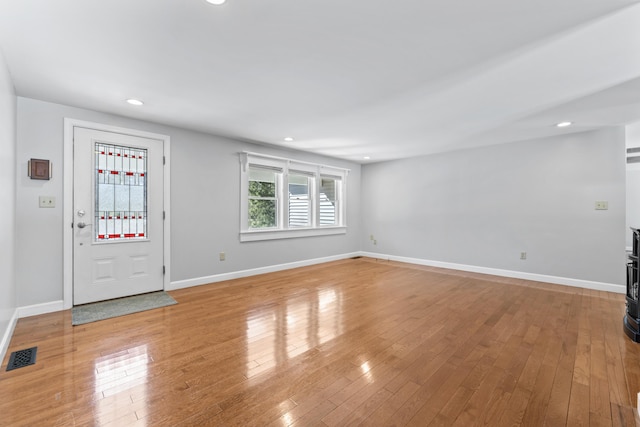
[76,222,91,229]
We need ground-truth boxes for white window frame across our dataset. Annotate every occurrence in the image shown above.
[240,152,348,242]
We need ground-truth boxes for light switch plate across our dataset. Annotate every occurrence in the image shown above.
[39,196,55,208]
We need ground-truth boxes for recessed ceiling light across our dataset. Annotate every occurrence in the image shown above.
[206,0,226,5]
[126,99,144,106]
[556,121,572,128]
[284,137,294,142]
[363,156,371,160]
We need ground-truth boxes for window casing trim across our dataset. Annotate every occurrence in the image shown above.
[240,226,347,242]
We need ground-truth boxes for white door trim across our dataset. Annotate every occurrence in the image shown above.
[63,119,171,309]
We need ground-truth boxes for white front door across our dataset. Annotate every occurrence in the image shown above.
[73,127,164,305]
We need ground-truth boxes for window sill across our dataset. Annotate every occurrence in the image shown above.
[240,226,347,242]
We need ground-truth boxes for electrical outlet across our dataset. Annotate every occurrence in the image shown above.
[595,201,608,210]
[39,196,55,208]
[219,252,226,261]
[373,240,377,245]
[520,252,527,260]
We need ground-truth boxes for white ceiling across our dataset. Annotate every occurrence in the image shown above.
[1,0,639,163]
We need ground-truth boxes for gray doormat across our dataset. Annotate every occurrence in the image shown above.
[72,291,177,325]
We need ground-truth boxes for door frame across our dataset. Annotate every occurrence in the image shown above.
[63,119,171,309]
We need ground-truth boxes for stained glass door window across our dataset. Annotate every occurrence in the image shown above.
[95,142,147,242]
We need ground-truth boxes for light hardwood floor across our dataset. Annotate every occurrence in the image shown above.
[2,257,640,426]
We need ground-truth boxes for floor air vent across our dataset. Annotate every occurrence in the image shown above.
[6,347,37,371]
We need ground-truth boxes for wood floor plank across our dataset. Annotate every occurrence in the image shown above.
[609,403,638,427]
[589,294,614,426]
[1,258,639,426]
[567,381,590,426]
[360,380,421,426]
[543,293,581,426]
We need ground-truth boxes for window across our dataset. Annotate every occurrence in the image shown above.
[288,173,311,227]
[240,152,349,241]
[248,166,279,229]
[95,142,147,241]
[320,177,340,226]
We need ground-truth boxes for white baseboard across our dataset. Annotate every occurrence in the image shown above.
[5,250,622,365]
[0,308,19,367]
[360,252,625,294]
[17,300,65,318]
[169,252,360,291]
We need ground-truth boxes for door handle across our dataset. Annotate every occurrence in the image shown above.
[76,222,92,229]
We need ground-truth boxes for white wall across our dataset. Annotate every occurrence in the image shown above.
[361,128,626,286]
[626,122,640,248]
[16,97,361,307]
[0,48,17,358]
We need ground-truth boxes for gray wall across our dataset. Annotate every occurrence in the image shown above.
[361,128,626,285]
[16,97,361,307]
[0,49,16,345]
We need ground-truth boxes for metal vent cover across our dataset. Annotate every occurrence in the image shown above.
[6,347,37,371]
